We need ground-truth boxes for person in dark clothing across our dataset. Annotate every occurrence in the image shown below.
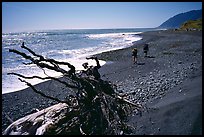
[81,56,101,80]
[143,43,149,57]
[132,48,138,64]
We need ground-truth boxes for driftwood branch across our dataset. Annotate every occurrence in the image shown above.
[18,78,70,104]
[115,95,142,109]
[9,48,75,76]
[4,43,143,135]
[21,43,76,75]
[7,72,79,89]
[5,115,14,124]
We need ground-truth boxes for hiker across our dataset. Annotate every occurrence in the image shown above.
[81,56,101,80]
[143,43,149,57]
[132,48,138,64]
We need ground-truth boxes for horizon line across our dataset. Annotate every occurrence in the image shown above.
[3,26,158,34]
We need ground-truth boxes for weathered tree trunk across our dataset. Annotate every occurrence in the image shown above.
[3,103,69,135]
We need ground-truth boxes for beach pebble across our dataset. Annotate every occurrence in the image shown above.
[161,73,166,77]
[137,89,141,92]
[133,81,137,84]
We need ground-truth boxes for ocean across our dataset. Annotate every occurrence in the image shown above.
[2,28,157,94]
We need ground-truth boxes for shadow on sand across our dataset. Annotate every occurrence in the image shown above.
[136,62,145,65]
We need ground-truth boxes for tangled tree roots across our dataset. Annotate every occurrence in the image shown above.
[3,43,142,135]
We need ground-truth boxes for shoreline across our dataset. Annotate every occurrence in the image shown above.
[2,30,144,95]
[2,31,142,95]
[2,30,202,134]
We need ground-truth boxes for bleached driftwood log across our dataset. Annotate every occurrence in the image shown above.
[3,94,141,135]
[3,103,70,135]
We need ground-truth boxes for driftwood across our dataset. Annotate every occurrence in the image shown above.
[3,103,69,135]
[3,43,142,135]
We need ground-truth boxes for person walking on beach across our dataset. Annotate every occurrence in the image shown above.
[132,48,138,64]
[143,43,149,57]
[81,56,101,80]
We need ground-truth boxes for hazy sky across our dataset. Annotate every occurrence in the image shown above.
[2,2,202,33]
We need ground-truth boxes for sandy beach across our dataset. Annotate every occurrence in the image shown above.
[2,30,202,135]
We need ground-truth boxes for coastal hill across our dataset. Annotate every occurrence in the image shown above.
[179,18,202,30]
[158,9,202,29]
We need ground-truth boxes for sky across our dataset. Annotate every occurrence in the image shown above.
[2,2,202,33]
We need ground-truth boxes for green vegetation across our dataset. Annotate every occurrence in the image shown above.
[180,18,202,30]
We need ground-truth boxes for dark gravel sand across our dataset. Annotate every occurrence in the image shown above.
[2,30,202,135]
